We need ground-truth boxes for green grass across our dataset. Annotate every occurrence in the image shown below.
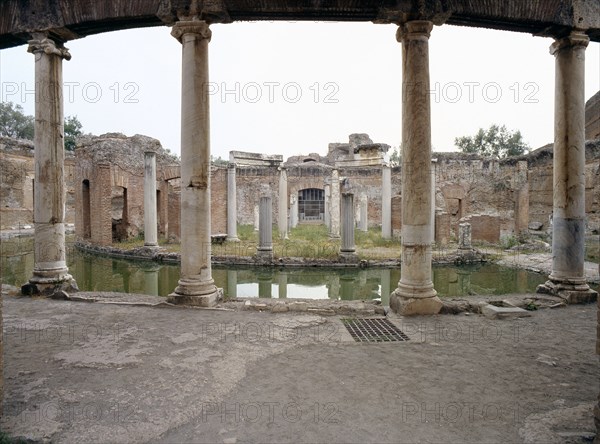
[113,223,404,260]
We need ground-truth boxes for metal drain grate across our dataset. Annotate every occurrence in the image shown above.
[342,318,410,343]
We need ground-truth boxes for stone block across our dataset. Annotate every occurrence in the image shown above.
[481,304,531,319]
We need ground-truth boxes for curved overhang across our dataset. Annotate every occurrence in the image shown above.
[0,0,598,49]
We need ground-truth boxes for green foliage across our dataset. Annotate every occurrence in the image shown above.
[0,101,86,150]
[500,235,519,250]
[0,102,34,139]
[210,155,229,166]
[388,145,401,167]
[64,115,83,151]
[455,124,529,158]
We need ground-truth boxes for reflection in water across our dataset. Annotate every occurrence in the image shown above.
[0,238,563,300]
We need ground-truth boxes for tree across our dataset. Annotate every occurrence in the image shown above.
[0,101,85,150]
[388,145,401,167]
[0,102,34,139]
[454,124,529,158]
[64,115,83,151]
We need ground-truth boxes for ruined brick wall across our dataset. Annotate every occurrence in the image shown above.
[338,166,384,228]
[527,141,600,233]
[0,137,75,229]
[75,133,178,244]
[211,167,227,234]
[236,165,280,227]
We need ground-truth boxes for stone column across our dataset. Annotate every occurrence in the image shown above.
[340,193,357,260]
[390,21,442,315]
[382,165,392,239]
[278,168,288,239]
[257,196,273,261]
[24,35,77,296]
[289,195,298,229]
[144,151,158,247]
[329,170,341,238]
[324,184,331,229]
[359,194,368,232]
[458,223,472,250]
[537,31,597,303]
[253,204,259,231]
[226,163,239,241]
[168,20,219,306]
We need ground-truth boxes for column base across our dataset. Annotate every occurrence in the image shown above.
[390,284,441,315]
[256,249,273,263]
[23,273,79,298]
[168,280,221,307]
[338,251,359,263]
[536,279,597,304]
[226,236,240,242]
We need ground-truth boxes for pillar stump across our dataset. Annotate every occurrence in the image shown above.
[340,193,358,261]
[168,20,219,307]
[536,31,597,304]
[389,21,442,316]
[24,35,77,296]
[257,196,273,262]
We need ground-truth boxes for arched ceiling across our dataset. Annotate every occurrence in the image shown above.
[1,0,599,49]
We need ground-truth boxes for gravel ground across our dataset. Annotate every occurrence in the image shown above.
[1,291,598,444]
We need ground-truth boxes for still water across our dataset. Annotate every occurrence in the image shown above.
[1,237,553,301]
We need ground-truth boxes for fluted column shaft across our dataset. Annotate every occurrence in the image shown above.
[169,20,218,306]
[340,193,356,254]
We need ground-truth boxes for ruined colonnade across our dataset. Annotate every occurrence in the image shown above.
[24,18,597,313]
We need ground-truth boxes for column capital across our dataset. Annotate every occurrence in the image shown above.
[550,30,589,55]
[171,20,211,43]
[27,36,71,61]
[396,20,433,43]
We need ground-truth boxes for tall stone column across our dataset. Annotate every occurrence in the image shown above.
[257,196,273,262]
[25,35,77,295]
[390,21,442,315]
[168,20,219,306]
[537,31,597,303]
[340,193,357,260]
[329,170,341,238]
[382,165,392,239]
[144,151,158,247]
[278,168,288,239]
[226,163,239,241]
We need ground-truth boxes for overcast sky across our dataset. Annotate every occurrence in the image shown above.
[1,22,598,160]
